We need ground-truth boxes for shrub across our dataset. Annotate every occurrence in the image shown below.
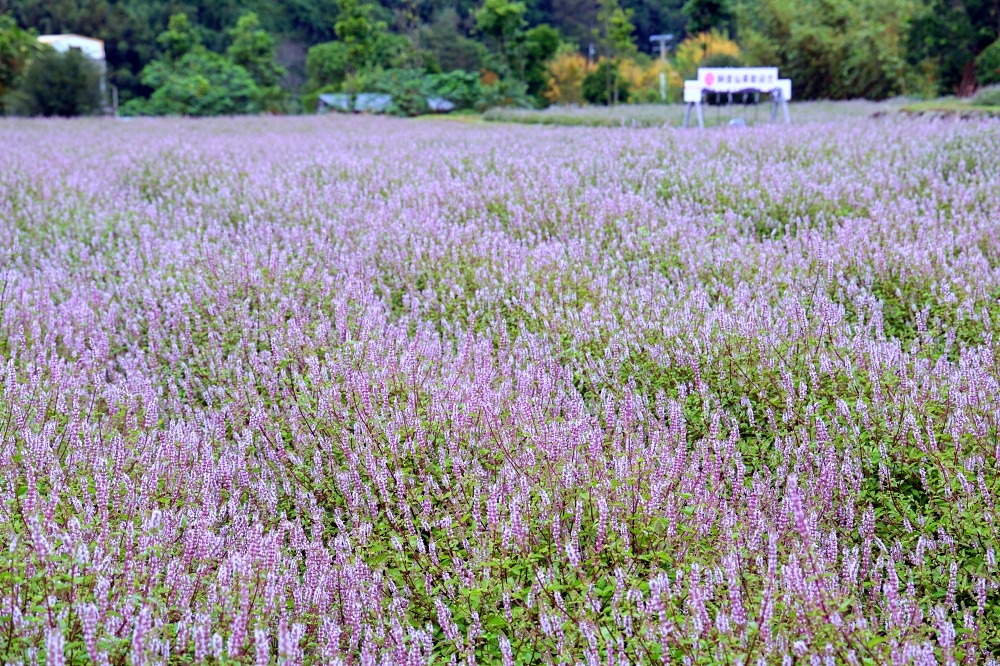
[426,70,483,109]
[349,68,484,115]
[123,50,259,116]
[477,76,533,109]
[582,59,630,105]
[972,83,1000,106]
[6,47,102,116]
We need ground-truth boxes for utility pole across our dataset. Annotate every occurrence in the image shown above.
[649,33,673,61]
[649,33,673,101]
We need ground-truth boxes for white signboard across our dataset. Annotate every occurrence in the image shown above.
[684,67,792,103]
[682,67,793,128]
[699,67,778,91]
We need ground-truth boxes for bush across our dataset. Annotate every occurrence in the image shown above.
[426,70,483,110]
[351,68,484,116]
[363,68,430,115]
[477,77,533,109]
[972,83,1000,106]
[123,50,260,116]
[977,38,1000,87]
[7,47,102,116]
[582,60,630,105]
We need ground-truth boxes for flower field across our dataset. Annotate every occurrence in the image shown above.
[2,115,1000,665]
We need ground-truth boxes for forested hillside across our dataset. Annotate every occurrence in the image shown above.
[1,0,998,109]
[0,0,684,102]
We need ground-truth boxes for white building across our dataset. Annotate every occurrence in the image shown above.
[37,34,106,61]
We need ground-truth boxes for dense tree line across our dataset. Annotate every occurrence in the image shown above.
[1,0,998,114]
[0,0,683,103]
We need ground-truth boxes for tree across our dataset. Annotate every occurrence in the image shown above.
[0,0,341,104]
[121,12,262,116]
[906,0,1000,95]
[306,40,350,89]
[682,0,734,35]
[7,46,102,116]
[738,0,917,100]
[306,0,414,94]
[582,58,631,103]
[134,49,260,115]
[157,12,200,62]
[521,24,560,98]
[228,12,286,110]
[619,0,687,54]
[420,9,489,73]
[595,0,636,104]
[334,0,387,76]
[228,13,285,88]
[475,0,527,76]
[543,45,589,104]
[0,13,39,112]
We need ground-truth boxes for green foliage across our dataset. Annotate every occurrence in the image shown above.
[305,0,418,93]
[156,12,199,62]
[593,0,636,105]
[3,0,989,108]
[5,0,993,112]
[306,40,350,89]
[122,16,263,117]
[121,11,288,116]
[228,12,285,88]
[738,0,916,100]
[427,69,484,108]
[682,0,734,35]
[0,13,38,110]
[521,24,560,97]
[334,0,387,75]
[582,59,631,104]
[228,12,286,110]
[363,68,485,113]
[977,38,1000,86]
[420,9,488,73]
[475,0,527,75]
[303,68,484,115]
[477,76,533,108]
[0,0,340,102]
[6,46,102,116]
[128,49,260,116]
[906,0,999,94]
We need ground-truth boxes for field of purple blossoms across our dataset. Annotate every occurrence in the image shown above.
[2,115,1000,666]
